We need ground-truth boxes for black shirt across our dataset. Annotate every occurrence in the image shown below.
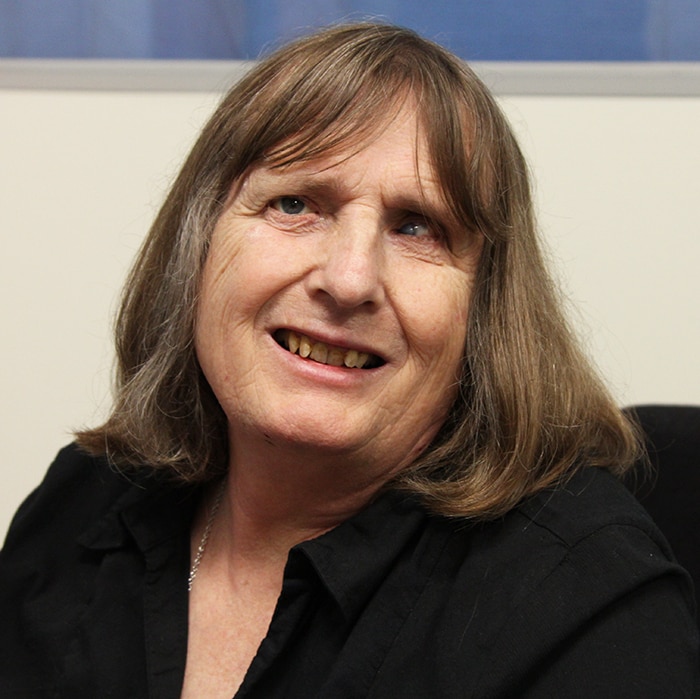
[1,444,698,697]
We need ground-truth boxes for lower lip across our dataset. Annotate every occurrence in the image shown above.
[270,336,383,387]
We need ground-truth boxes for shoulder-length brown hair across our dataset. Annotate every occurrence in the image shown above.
[77,22,641,518]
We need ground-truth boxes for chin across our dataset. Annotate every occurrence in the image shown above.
[249,409,375,458]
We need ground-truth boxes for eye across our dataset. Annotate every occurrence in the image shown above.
[397,220,431,237]
[272,196,309,215]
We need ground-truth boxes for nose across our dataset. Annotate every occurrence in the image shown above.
[306,213,386,310]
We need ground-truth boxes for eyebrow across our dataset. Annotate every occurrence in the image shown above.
[247,165,453,224]
[246,167,347,201]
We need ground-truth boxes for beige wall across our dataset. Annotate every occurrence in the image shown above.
[2,84,699,536]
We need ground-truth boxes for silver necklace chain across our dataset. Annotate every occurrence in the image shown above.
[188,480,225,592]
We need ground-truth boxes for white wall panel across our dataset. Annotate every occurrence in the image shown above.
[2,83,698,535]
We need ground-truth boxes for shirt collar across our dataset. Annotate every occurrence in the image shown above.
[76,467,434,622]
[294,490,430,622]
[77,471,198,555]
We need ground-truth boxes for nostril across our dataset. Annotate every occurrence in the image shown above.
[306,243,385,310]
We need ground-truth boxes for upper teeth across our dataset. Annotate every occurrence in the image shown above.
[280,330,373,369]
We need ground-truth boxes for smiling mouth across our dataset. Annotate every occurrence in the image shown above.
[274,329,384,369]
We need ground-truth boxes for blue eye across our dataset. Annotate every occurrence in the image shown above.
[397,220,430,237]
[274,196,308,215]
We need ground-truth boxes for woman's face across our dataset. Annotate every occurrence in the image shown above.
[196,107,481,479]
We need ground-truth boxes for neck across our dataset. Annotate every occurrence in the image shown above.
[217,426,399,562]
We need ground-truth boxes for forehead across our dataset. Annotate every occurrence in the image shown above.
[250,108,446,207]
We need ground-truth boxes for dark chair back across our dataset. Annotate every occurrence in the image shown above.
[624,404,700,620]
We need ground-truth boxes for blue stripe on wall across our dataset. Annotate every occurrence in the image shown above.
[1,0,698,60]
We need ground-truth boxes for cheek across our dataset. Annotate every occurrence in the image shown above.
[400,271,472,366]
[203,222,317,316]
[198,231,275,327]
[194,230,252,372]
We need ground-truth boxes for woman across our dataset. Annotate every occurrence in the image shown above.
[1,23,697,698]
